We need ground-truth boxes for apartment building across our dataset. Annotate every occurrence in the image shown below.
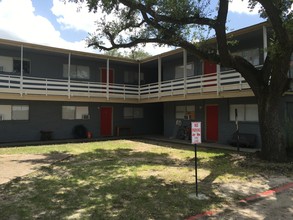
[0,22,292,145]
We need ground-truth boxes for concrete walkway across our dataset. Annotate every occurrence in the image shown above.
[143,135,260,153]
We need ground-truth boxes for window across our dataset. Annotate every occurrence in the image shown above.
[63,64,90,80]
[0,105,12,120]
[62,106,89,120]
[230,104,258,122]
[176,105,195,120]
[234,48,260,66]
[13,58,30,74]
[123,107,143,119]
[0,56,13,72]
[0,105,29,120]
[175,62,194,79]
[12,105,29,120]
[124,71,144,84]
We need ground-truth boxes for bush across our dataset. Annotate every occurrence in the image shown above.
[72,124,88,139]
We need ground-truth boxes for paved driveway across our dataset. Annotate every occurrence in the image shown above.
[0,153,70,184]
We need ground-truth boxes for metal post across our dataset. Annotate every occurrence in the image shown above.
[194,144,198,197]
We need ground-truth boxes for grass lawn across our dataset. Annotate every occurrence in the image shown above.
[0,139,292,219]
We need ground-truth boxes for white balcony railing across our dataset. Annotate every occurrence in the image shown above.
[0,70,251,101]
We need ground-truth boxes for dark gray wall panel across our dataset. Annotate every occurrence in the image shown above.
[0,100,163,143]
[163,97,261,147]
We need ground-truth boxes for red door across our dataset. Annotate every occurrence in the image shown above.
[204,60,217,74]
[203,60,217,87]
[101,68,114,84]
[100,107,113,136]
[206,105,218,142]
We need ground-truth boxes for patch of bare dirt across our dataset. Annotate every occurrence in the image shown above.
[0,153,70,184]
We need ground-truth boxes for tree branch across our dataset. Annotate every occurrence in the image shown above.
[119,0,216,27]
[257,0,289,47]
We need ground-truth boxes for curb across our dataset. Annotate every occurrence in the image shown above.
[186,182,293,220]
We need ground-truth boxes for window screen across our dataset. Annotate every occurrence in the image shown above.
[230,104,258,122]
[62,106,89,120]
[12,105,29,120]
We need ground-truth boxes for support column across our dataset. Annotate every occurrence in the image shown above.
[183,49,187,96]
[107,58,110,100]
[158,56,162,98]
[138,62,141,100]
[217,62,221,95]
[263,25,268,61]
[20,45,23,96]
[68,53,71,98]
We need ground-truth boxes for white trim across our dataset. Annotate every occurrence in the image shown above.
[107,59,110,100]
[158,56,162,98]
[68,53,71,98]
[183,49,187,96]
[20,45,23,96]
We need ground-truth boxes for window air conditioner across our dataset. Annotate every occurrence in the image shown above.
[82,114,90,120]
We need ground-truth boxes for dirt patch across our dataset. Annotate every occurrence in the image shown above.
[0,153,70,184]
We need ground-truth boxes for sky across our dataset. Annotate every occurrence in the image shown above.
[0,0,266,55]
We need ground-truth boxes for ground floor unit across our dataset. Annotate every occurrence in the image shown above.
[0,95,292,147]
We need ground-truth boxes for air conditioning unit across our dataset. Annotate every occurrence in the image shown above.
[82,114,90,120]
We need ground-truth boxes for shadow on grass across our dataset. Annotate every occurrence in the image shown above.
[0,147,253,219]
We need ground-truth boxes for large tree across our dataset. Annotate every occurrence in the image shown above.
[69,0,293,161]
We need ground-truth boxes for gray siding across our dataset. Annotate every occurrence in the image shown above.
[163,97,261,147]
[0,100,163,143]
[0,45,138,84]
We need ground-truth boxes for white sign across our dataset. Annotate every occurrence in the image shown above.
[191,122,202,144]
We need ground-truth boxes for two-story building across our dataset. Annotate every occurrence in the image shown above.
[0,22,292,145]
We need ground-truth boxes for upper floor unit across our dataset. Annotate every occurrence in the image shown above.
[0,22,292,104]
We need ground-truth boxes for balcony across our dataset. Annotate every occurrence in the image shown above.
[0,70,253,103]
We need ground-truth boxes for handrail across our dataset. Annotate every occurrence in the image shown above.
[0,69,252,100]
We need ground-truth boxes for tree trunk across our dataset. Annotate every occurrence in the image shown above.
[257,93,287,162]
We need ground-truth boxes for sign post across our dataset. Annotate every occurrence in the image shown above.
[191,122,202,197]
